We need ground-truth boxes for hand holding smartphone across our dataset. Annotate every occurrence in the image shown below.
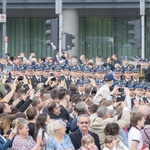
[42,130,45,140]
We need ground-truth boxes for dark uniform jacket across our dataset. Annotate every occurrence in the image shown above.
[143,66,150,82]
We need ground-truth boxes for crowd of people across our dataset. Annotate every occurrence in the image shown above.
[0,51,149,150]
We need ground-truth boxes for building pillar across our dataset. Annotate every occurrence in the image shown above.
[62,9,79,57]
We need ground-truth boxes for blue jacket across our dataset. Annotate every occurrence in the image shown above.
[0,135,12,150]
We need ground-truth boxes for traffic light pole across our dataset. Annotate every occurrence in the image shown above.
[141,14,145,59]
[55,0,62,57]
[2,0,7,57]
[140,0,145,58]
[59,14,62,57]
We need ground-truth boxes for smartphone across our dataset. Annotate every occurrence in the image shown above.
[42,130,45,139]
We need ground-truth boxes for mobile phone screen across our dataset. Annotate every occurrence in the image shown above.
[42,130,45,139]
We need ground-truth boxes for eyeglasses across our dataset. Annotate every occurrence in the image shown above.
[79,121,89,124]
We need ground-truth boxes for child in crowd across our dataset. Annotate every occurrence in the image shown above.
[80,135,99,150]
[103,135,120,150]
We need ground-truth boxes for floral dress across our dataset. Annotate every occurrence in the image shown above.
[11,135,36,150]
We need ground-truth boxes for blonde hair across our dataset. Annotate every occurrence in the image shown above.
[47,119,66,135]
[12,118,29,133]
[81,135,94,146]
[0,113,11,134]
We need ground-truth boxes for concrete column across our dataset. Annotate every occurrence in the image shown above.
[62,9,79,57]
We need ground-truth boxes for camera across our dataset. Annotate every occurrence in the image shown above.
[116,93,126,102]
[17,76,23,80]
[118,88,124,93]
[51,77,56,81]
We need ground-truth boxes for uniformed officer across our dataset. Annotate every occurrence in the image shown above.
[6,66,18,83]
[31,65,43,88]
[131,68,141,85]
[122,68,132,85]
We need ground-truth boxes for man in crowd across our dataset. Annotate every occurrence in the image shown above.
[90,100,130,149]
[93,73,118,104]
[69,114,101,150]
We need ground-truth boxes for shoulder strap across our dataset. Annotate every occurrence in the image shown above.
[144,129,150,149]
[144,129,150,140]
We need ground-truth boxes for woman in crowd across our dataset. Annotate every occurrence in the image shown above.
[46,119,75,150]
[34,113,50,140]
[141,114,150,149]
[11,118,45,150]
[0,113,11,136]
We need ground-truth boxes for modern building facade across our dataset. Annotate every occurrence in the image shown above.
[0,0,150,60]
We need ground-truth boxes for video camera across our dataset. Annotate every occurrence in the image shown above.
[116,88,126,102]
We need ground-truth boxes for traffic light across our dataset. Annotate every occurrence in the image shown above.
[65,33,75,50]
[128,19,141,48]
[45,18,59,50]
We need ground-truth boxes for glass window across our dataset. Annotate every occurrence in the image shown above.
[79,17,143,60]
[114,17,140,59]
[79,17,113,60]
[6,18,55,58]
[0,16,148,59]
[146,17,150,58]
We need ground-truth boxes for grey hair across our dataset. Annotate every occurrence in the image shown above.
[97,106,109,118]
[76,102,88,115]
[46,119,66,136]
[77,114,90,123]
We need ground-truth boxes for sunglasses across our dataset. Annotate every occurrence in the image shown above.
[79,121,89,124]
